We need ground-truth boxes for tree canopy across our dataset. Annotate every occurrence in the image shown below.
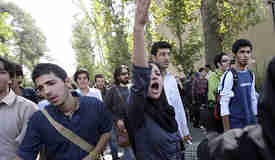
[0,1,48,70]
[72,0,266,76]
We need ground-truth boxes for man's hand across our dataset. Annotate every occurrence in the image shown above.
[135,0,151,27]
[116,120,126,132]
[183,135,192,143]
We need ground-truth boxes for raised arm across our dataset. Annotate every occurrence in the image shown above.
[133,0,151,67]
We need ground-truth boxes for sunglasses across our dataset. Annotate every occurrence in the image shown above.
[239,50,251,54]
[221,59,229,63]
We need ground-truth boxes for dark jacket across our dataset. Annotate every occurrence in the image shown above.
[104,85,128,123]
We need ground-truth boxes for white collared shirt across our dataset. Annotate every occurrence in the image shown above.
[76,87,103,101]
[164,72,190,138]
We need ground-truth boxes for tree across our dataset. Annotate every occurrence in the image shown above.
[72,18,96,79]
[163,0,203,72]
[0,1,48,70]
[0,11,13,56]
[201,0,265,64]
[73,0,134,77]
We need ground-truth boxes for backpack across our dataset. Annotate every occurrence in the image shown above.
[213,68,254,120]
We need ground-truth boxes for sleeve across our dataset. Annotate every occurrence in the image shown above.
[250,73,258,116]
[96,89,103,101]
[98,102,112,134]
[220,71,234,116]
[170,76,190,137]
[127,65,151,130]
[17,113,42,160]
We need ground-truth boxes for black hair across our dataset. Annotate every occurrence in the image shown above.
[232,39,253,54]
[151,41,172,56]
[15,63,23,77]
[0,56,16,79]
[199,67,205,73]
[32,63,68,83]
[113,65,129,85]
[214,52,227,68]
[94,74,104,82]
[73,68,90,83]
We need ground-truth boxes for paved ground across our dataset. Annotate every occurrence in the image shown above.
[102,124,206,160]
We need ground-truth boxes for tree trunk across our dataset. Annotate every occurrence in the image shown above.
[201,0,222,66]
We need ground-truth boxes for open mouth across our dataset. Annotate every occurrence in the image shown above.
[151,82,160,91]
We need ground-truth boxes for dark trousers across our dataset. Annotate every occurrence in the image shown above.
[201,107,223,133]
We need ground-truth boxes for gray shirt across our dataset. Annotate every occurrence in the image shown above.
[0,90,37,160]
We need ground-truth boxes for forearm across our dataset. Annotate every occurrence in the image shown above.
[133,17,147,67]
[132,0,151,68]
[93,132,111,154]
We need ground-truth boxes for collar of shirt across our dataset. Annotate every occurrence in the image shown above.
[1,90,16,106]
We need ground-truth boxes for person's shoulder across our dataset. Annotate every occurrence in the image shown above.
[16,95,38,110]
[89,87,101,93]
[80,96,104,106]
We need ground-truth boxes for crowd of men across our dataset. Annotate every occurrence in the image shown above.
[0,0,265,159]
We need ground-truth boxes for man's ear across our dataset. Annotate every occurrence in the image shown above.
[152,55,156,62]
[65,77,72,88]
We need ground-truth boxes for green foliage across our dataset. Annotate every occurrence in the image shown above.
[216,0,266,51]
[74,0,134,80]
[201,0,266,64]
[72,18,95,79]
[157,0,203,72]
[0,12,13,55]
[0,1,48,70]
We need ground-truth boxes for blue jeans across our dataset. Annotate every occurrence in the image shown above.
[109,127,119,159]
[121,146,135,160]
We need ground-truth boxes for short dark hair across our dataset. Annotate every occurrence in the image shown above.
[15,63,23,77]
[73,68,90,83]
[113,65,129,85]
[32,63,68,83]
[94,74,104,82]
[232,39,253,54]
[199,67,205,73]
[151,41,172,56]
[214,52,227,68]
[0,56,16,79]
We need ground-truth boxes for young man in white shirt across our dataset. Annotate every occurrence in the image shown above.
[220,39,258,132]
[74,68,103,101]
[151,41,192,142]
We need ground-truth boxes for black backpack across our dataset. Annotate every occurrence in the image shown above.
[213,68,254,120]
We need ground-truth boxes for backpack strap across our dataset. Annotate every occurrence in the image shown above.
[230,68,238,88]
[41,109,94,153]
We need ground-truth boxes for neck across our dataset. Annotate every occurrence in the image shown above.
[0,87,9,100]
[59,93,78,114]
[235,63,247,71]
[119,83,128,87]
[80,87,89,95]
[14,85,22,96]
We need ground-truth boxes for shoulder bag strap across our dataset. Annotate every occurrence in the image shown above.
[115,86,125,104]
[41,109,94,153]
